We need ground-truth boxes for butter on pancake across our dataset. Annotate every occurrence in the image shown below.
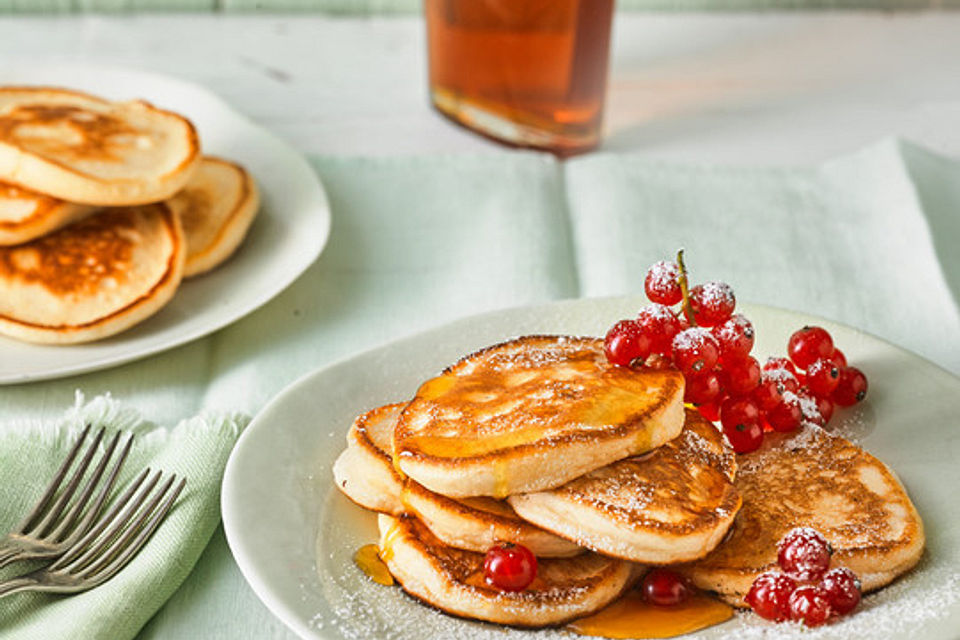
[0,202,184,344]
[166,156,259,277]
[0,180,97,245]
[0,87,200,206]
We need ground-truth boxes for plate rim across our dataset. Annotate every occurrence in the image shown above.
[221,295,960,640]
[0,63,332,385]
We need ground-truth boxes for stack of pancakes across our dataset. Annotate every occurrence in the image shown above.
[0,87,260,344]
[334,335,925,627]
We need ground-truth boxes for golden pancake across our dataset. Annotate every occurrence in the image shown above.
[333,403,582,557]
[166,156,259,277]
[682,425,925,606]
[0,202,185,344]
[509,409,741,564]
[395,335,685,498]
[0,87,199,205]
[0,180,96,246]
[377,514,640,627]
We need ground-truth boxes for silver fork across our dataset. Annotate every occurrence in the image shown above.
[0,468,186,598]
[0,423,134,569]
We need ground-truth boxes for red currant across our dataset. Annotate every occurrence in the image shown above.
[788,585,832,627]
[713,314,755,362]
[828,348,847,369]
[641,568,690,606]
[689,281,736,327]
[684,370,721,405]
[672,328,720,375]
[745,571,797,622]
[806,358,841,398]
[604,320,650,367]
[816,395,835,426]
[483,543,537,592]
[644,261,682,306]
[723,419,764,454]
[820,567,861,615]
[788,326,834,370]
[697,398,723,422]
[763,357,797,376]
[636,304,681,357]
[719,355,761,397]
[752,378,784,412]
[720,396,760,432]
[832,366,868,407]
[778,527,833,582]
[796,389,825,427]
[762,367,800,396]
[766,393,802,432]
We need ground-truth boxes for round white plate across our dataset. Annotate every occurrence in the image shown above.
[0,65,330,384]
[222,298,960,640]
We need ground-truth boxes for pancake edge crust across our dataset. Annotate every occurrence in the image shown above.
[377,514,641,627]
[0,87,201,206]
[0,185,98,246]
[332,403,584,557]
[680,425,926,607]
[333,403,407,516]
[508,410,742,564]
[395,335,685,498]
[0,202,185,344]
[181,156,260,277]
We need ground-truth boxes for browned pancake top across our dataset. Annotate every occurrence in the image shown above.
[0,103,140,164]
[396,336,683,460]
[0,208,145,296]
[691,425,922,575]
[548,410,739,534]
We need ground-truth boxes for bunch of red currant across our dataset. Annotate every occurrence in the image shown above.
[603,252,869,454]
[746,528,861,627]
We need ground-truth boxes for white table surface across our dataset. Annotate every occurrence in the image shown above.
[1,11,959,640]
[2,13,959,164]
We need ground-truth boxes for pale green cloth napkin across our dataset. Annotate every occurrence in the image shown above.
[0,139,957,639]
[0,393,246,640]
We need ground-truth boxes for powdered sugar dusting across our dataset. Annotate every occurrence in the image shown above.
[312,555,960,639]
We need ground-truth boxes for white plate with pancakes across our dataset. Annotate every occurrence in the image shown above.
[222,297,960,640]
[0,65,330,383]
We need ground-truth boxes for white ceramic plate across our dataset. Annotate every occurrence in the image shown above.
[0,65,330,384]
[222,298,960,640]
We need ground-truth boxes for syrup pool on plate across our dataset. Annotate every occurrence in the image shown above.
[567,589,733,639]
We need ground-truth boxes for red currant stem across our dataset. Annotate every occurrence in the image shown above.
[676,249,697,327]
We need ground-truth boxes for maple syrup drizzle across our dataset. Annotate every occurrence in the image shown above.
[378,519,404,563]
[353,544,394,586]
[493,458,510,498]
[354,518,408,586]
[567,590,733,639]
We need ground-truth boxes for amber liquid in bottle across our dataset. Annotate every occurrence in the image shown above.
[425,0,615,156]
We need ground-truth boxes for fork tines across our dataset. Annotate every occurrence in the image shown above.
[0,424,134,568]
[47,469,186,587]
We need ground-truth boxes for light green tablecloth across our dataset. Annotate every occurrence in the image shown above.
[0,139,957,638]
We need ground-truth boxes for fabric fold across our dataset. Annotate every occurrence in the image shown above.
[0,393,247,640]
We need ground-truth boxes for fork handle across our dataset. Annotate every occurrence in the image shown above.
[0,576,37,599]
